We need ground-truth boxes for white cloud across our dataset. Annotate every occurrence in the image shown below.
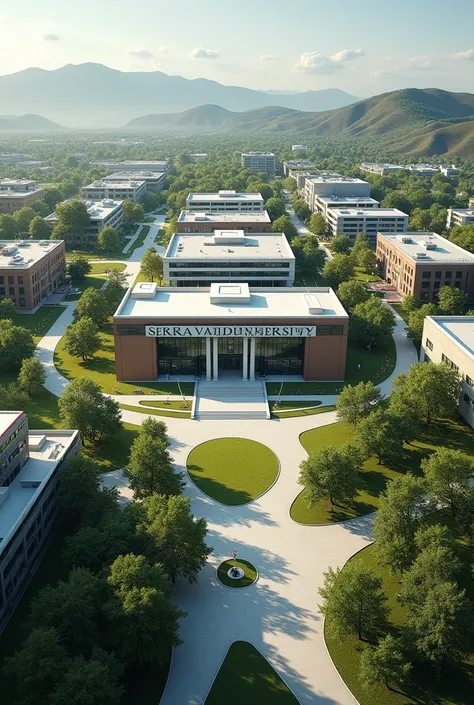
[260,54,281,62]
[128,49,167,69]
[294,48,365,74]
[453,49,474,61]
[129,49,155,61]
[42,33,59,41]
[408,55,438,70]
[191,47,219,60]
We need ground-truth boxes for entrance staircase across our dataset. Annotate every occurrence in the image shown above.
[195,377,270,420]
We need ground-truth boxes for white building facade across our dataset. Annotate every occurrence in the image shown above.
[303,175,370,212]
[326,208,409,243]
[446,209,474,229]
[80,179,146,203]
[241,152,276,175]
[186,191,264,213]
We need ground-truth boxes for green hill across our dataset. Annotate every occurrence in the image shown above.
[0,114,62,131]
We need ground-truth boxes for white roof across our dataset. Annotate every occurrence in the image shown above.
[242,152,275,157]
[427,316,474,359]
[379,232,474,264]
[115,286,348,320]
[0,411,23,439]
[164,231,294,260]
[0,429,78,551]
[45,199,123,224]
[108,171,166,181]
[178,210,271,224]
[316,195,379,205]
[83,179,146,189]
[0,239,64,269]
[0,178,36,187]
[450,209,474,216]
[306,176,368,185]
[187,191,264,202]
[328,208,408,217]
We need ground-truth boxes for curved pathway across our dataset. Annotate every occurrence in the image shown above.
[34,218,417,704]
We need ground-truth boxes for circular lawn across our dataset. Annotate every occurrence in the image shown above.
[187,437,279,505]
[217,559,258,588]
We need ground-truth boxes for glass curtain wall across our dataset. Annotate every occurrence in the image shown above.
[157,338,206,376]
[255,338,304,375]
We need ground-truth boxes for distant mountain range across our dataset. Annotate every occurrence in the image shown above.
[0,114,62,131]
[0,63,359,127]
[126,88,474,158]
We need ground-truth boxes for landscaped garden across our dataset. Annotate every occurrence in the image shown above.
[66,262,128,299]
[14,306,65,342]
[205,641,299,705]
[271,401,336,418]
[119,402,191,419]
[291,417,474,525]
[217,559,258,588]
[187,438,279,505]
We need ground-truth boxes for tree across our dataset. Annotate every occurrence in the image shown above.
[336,280,370,311]
[437,286,467,315]
[104,554,183,665]
[29,568,103,655]
[336,381,381,426]
[0,382,29,410]
[308,212,327,237]
[67,255,91,281]
[359,635,411,692]
[0,320,35,370]
[351,298,396,349]
[373,474,427,573]
[421,447,473,516]
[318,562,389,641]
[390,362,459,425]
[0,213,18,239]
[407,303,437,342]
[449,224,474,253]
[400,293,419,316]
[55,200,91,247]
[357,408,405,465]
[358,247,377,273]
[0,298,16,320]
[59,378,122,444]
[292,197,311,222]
[323,253,355,287]
[271,214,298,240]
[406,581,474,668]
[265,196,286,221]
[126,432,183,499]
[3,627,67,705]
[139,494,212,583]
[74,288,109,327]
[330,234,352,254]
[18,357,46,396]
[57,455,101,520]
[97,226,121,254]
[49,650,123,705]
[298,445,360,507]
[64,317,101,360]
[139,247,163,283]
[124,200,145,224]
[29,215,51,240]
[139,417,170,446]
[43,186,63,211]
[13,207,37,233]
[105,267,128,313]
[352,232,371,259]
[290,235,325,273]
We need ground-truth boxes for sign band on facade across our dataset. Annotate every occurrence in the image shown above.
[145,325,317,338]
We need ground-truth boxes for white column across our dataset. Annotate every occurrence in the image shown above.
[249,337,256,380]
[212,338,219,380]
[206,338,212,380]
[242,337,249,380]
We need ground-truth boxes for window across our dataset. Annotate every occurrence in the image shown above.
[435,271,441,279]
[19,287,24,295]
[18,276,23,284]
[8,276,13,285]
[316,325,344,336]
[445,271,452,280]
[434,281,440,290]
[421,281,430,289]
[426,339,433,351]
[442,353,459,373]
[422,271,432,279]
[456,271,462,278]
[9,287,15,296]
[19,298,25,308]
[0,276,3,284]
[465,375,474,387]
[117,324,146,336]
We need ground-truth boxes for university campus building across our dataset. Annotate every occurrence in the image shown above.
[0,179,45,214]
[185,191,264,213]
[45,199,124,246]
[326,208,409,244]
[176,211,272,233]
[113,283,348,382]
[240,152,277,175]
[80,178,147,204]
[163,230,295,287]
[446,208,474,229]
[0,411,79,633]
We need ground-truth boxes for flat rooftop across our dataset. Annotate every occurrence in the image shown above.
[284,161,315,168]
[187,191,263,202]
[0,179,36,188]
[108,171,166,180]
[120,160,168,167]
[306,176,369,185]
[379,232,474,264]
[242,152,275,157]
[450,209,474,216]
[428,316,474,360]
[0,411,23,439]
[115,285,348,320]
[0,239,64,268]
[177,210,271,224]
[0,430,78,554]
[83,179,146,189]
[316,195,379,205]
[329,208,408,217]
[164,231,294,260]
[45,199,123,224]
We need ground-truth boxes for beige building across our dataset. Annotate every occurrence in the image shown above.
[421,316,474,429]
[80,179,146,203]
[303,175,370,212]
[176,211,272,233]
[446,208,474,229]
[0,239,66,310]
[0,179,44,214]
[45,199,124,246]
[376,232,474,303]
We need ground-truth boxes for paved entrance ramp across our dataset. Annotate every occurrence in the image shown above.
[196,378,269,420]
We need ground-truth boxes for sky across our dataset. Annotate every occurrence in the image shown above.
[1,0,474,96]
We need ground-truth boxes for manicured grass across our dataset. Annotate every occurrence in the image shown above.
[54,322,194,395]
[217,559,258,588]
[139,399,191,410]
[272,403,336,419]
[206,641,299,705]
[266,338,396,396]
[353,265,382,283]
[291,417,474,525]
[155,228,168,246]
[120,403,191,419]
[187,438,279,505]
[128,225,150,254]
[14,306,64,342]
[66,262,128,300]
[66,245,131,260]
[325,514,474,705]
[88,262,127,275]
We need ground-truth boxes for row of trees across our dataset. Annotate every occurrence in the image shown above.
[400,288,470,342]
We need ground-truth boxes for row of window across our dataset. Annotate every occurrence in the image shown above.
[441,353,459,374]
[168,262,291,270]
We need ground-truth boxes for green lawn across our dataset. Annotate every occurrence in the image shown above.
[217,559,258,588]
[326,514,474,705]
[266,338,396,396]
[206,641,299,705]
[291,417,474,525]
[54,322,194,395]
[139,400,191,410]
[272,403,336,419]
[187,438,279,505]
[127,225,150,254]
[353,266,382,283]
[120,403,191,419]
[155,228,168,247]
[66,262,128,300]
[66,244,131,260]
[14,306,64,342]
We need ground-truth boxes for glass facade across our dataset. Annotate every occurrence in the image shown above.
[157,338,206,376]
[255,337,304,375]
[218,337,243,371]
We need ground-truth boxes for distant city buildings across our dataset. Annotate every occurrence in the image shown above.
[0,411,79,633]
[45,199,124,246]
[326,208,408,243]
[186,191,264,213]
[106,171,166,194]
[469,196,474,210]
[361,162,459,177]
[163,230,295,287]
[241,152,277,175]
[292,145,309,151]
[313,194,380,218]
[90,159,169,173]
[282,160,315,177]
[421,316,474,429]
[446,208,474,229]
[303,175,371,213]
[360,163,406,176]
[0,179,44,214]
[80,179,146,204]
[376,232,474,303]
[188,153,208,161]
[176,211,272,233]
